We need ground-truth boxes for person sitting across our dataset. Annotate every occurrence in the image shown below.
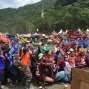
[0,48,8,89]
[51,63,68,83]
[53,51,68,83]
[35,53,54,86]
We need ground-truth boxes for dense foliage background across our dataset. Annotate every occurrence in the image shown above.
[0,0,89,34]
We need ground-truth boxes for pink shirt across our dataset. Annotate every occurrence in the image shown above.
[69,56,76,67]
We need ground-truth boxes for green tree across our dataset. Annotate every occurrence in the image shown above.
[15,19,35,34]
[37,17,53,34]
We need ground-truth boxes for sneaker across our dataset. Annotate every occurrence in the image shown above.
[1,85,8,89]
[9,83,15,87]
[21,82,25,86]
[38,82,44,86]
[39,82,42,85]
[59,82,65,85]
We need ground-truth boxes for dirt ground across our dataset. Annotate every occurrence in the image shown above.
[6,81,70,89]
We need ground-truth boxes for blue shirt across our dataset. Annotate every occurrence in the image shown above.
[30,46,38,53]
[0,54,4,69]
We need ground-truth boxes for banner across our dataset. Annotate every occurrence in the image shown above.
[40,45,55,53]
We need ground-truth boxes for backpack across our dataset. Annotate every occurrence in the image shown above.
[13,48,21,67]
[13,47,25,68]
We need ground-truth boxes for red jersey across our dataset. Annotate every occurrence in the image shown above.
[44,55,54,61]
[35,62,45,82]
[77,55,86,65]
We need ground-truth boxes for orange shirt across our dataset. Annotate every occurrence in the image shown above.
[20,51,30,66]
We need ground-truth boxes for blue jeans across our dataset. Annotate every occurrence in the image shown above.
[55,71,68,82]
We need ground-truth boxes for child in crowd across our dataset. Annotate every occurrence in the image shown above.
[64,56,71,81]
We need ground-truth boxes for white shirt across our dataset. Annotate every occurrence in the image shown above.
[64,61,71,75]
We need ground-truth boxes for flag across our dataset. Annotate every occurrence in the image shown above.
[16,34,26,44]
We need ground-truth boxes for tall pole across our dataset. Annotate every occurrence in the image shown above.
[41,9,44,17]
[41,0,44,18]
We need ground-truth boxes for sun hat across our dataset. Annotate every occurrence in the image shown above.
[79,47,85,52]
[38,53,44,60]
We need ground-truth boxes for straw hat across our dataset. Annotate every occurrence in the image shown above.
[79,48,85,52]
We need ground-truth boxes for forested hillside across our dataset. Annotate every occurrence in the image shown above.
[0,0,89,34]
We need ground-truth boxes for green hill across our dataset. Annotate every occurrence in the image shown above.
[0,0,89,34]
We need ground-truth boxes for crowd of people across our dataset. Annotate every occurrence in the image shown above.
[0,30,89,89]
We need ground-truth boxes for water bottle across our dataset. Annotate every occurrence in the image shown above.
[39,86,43,89]
[64,85,68,89]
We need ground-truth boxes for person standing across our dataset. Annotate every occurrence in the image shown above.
[0,49,8,89]
[20,41,32,89]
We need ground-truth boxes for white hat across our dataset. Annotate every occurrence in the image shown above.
[45,36,49,39]
[38,53,44,59]
[48,39,52,42]
[69,48,74,52]
[42,34,46,36]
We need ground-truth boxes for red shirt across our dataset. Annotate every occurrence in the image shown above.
[44,55,54,61]
[70,56,76,67]
[36,62,45,82]
[77,54,86,65]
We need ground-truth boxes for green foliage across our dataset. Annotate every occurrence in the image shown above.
[37,17,53,34]
[0,0,89,33]
[15,19,35,34]
[55,0,77,6]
